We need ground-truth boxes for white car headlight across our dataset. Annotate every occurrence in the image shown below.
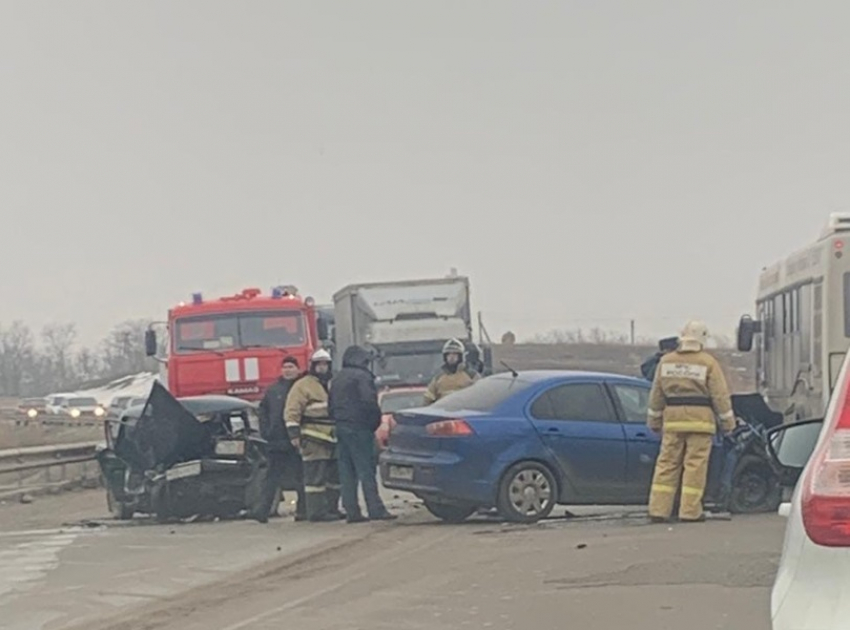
[27,409,38,418]
[214,440,245,457]
[94,407,105,417]
[70,408,81,418]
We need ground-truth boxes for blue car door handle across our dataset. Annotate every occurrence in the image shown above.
[546,427,559,433]
[634,431,647,438]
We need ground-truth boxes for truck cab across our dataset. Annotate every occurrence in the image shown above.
[146,286,328,400]
[331,276,490,388]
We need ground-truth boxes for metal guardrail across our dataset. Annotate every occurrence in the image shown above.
[0,441,101,501]
[0,412,104,428]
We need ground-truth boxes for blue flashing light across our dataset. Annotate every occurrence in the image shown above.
[192,292,203,305]
[271,287,283,299]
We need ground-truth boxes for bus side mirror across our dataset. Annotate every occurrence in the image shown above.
[736,315,761,352]
[145,330,158,357]
[317,318,329,341]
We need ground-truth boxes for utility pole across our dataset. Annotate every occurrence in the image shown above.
[630,319,635,345]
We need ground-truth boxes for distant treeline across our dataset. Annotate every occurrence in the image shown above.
[0,319,160,397]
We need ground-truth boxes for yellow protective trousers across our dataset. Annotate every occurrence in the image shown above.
[648,431,713,521]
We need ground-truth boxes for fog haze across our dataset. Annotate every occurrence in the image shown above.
[2,1,848,344]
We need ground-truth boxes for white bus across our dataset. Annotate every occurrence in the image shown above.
[737,213,850,422]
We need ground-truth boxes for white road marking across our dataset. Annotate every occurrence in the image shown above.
[0,532,80,602]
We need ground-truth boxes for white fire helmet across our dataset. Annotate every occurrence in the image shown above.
[680,321,709,348]
[442,338,466,356]
[310,348,332,363]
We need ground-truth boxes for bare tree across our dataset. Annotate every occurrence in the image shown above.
[75,347,101,382]
[41,323,78,389]
[101,319,154,377]
[0,321,36,396]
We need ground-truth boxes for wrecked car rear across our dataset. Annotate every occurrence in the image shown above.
[97,382,269,521]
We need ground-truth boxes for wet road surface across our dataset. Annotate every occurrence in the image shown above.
[0,490,783,630]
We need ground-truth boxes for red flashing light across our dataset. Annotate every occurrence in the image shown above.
[426,419,474,437]
[836,240,845,250]
[801,363,850,546]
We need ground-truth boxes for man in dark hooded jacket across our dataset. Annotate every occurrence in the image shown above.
[329,345,396,523]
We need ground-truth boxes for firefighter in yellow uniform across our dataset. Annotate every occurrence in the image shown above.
[424,338,480,404]
[646,321,736,523]
[284,349,342,522]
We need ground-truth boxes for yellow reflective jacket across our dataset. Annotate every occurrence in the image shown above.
[284,374,336,444]
[647,347,735,435]
[423,365,479,404]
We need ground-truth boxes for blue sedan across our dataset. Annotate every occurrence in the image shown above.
[379,370,729,523]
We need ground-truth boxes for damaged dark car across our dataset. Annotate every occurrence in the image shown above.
[97,382,270,522]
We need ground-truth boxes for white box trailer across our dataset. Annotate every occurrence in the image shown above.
[332,276,479,387]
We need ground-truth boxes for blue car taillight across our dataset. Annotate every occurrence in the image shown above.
[426,419,474,437]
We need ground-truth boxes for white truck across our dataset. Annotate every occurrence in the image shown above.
[331,276,490,387]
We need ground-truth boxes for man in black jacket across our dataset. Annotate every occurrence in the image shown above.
[256,356,305,522]
[329,345,395,523]
[640,336,679,382]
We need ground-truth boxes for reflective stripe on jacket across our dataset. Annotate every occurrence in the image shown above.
[647,348,735,435]
[284,374,336,443]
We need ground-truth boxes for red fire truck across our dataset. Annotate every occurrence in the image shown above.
[145,286,329,400]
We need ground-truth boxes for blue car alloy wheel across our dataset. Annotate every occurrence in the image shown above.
[497,461,557,523]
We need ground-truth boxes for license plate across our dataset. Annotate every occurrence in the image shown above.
[389,465,414,481]
[215,440,245,456]
[166,460,202,481]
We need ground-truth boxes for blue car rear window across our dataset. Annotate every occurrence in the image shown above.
[429,376,534,412]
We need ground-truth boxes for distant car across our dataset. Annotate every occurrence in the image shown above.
[380,370,779,524]
[107,395,148,420]
[17,398,47,419]
[376,387,427,450]
[59,396,106,420]
[45,394,72,415]
[107,396,133,419]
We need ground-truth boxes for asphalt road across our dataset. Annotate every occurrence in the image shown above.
[0,488,784,630]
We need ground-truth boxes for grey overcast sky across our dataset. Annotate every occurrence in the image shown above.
[1,1,848,345]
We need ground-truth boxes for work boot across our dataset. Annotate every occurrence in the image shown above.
[327,488,345,519]
[679,514,706,523]
[369,511,397,521]
[347,514,369,524]
[310,513,342,523]
[649,516,670,524]
[304,491,328,521]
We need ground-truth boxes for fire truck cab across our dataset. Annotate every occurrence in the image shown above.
[145,286,329,400]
